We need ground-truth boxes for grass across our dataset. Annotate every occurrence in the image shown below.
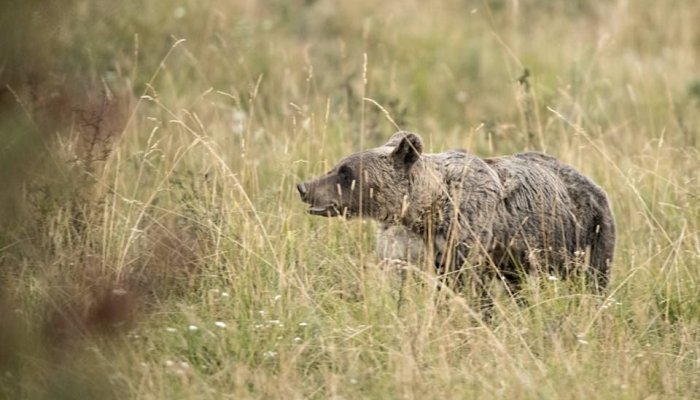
[1,0,699,398]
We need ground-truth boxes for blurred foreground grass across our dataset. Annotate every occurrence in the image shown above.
[1,0,699,398]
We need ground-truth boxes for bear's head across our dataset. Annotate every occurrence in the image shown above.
[297,131,423,221]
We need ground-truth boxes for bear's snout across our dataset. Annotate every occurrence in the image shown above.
[296,182,308,199]
[296,179,344,217]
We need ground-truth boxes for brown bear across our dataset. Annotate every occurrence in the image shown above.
[297,131,615,294]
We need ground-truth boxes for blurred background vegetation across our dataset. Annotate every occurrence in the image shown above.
[1,0,699,398]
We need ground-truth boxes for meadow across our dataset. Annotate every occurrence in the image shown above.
[1,0,699,398]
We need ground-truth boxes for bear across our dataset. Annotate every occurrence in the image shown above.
[296,131,615,296]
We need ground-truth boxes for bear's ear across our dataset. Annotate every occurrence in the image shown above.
[389,132,423,167]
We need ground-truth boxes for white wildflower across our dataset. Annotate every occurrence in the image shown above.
[301,118,311,131]
[174,7,186,19]
[232,110,247,134]
[576,334,588,345]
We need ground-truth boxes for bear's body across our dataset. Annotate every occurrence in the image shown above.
[297,132,615,292]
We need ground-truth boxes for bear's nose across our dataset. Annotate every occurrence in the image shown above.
[296,183,307,198]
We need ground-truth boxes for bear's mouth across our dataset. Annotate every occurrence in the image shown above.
[307,203,342,217]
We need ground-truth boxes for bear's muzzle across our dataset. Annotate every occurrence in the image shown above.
[296,181,342,217]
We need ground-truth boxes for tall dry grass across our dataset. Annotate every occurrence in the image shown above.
[1,0,699,398]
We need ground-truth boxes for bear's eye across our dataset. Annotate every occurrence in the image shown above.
[337,164,354,184]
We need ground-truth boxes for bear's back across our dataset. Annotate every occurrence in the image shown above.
[483,153,581,266]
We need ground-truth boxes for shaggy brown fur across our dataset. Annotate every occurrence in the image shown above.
[297,131,615,294]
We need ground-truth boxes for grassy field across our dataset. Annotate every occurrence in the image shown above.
[1,0,699,398]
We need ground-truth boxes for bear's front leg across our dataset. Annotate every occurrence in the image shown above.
[431,231,500,315]
[431,235,475,291]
